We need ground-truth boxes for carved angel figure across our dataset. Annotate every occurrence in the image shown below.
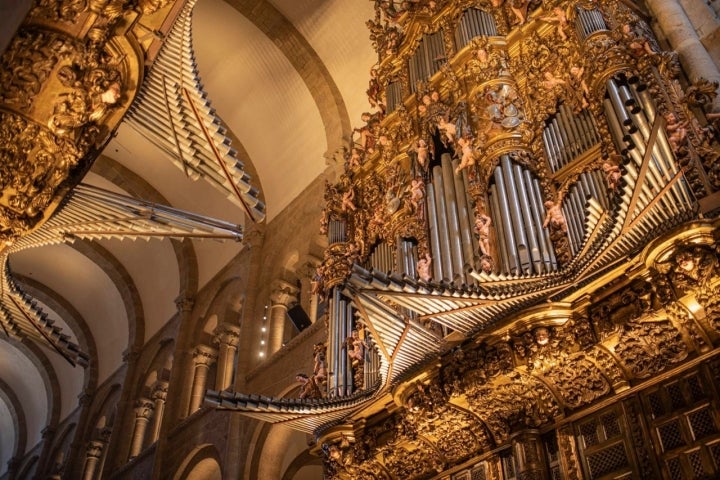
[417,252,432,282]
[543,193,567,232]
[455,137,476,175]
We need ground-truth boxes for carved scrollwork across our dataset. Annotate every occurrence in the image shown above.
[541,355,611,409]
[463,374,561,443]
[612,319,688,379]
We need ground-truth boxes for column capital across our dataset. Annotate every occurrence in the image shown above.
[192,344,218,366]
[42,425,56,439]
[78,388,95,406]
[213,323,242,348]
[122,347,141,364]
[134,398,154,419]
[175,294,195,313]
[151,381,169,401]
[270,280,299,307]
[86,440,105,459]
[99,426,113,442]
[243,224,265,249]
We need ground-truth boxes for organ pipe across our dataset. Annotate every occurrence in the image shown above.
[452,159,476,278]
[432,165,454,279]
[488,157,555,275]
[441,154,465,281]
[426,182,442,281]
[455,8,497,49]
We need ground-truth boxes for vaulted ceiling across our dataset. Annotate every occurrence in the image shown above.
[0,0,376,471]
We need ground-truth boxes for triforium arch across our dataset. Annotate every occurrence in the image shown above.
[172,444,222,480]
[0,378,27,468]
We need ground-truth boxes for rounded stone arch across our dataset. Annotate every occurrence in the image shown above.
[83,383,122,442]
[69,239,145,356]
[172,444,222,480]
[201,276,246,330]
[16,455,38,479]
[11,339,62,429]
[247,383,318,480]
[0,378,27,463]
[13,274,98,392]
[134,338,175,396]
[46,421,76,475]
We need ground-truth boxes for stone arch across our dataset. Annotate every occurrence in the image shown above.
[45,421,76,476]
[247,383,310,480]
[230,1,351,159]
[11,339,61,429]
[0,378,27,462]
[14,275,98,393]
[280,450,323,480]
[84,384,122,442]
[69,239,145,354]
[202,276,245,330]
[16,454,38,479]
[172,444,222,480]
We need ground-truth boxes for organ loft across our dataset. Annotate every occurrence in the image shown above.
[1,0,720,479]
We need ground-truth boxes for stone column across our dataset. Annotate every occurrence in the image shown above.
[678,0,720,68]
[81,441,104,480]
[268,280,299,355]
[95,427,112,480]
[645,0,720,112]
[299,256,322,324]
[511,430,549,480]
[188,344,218,414]
[213,323,241,391]
[147,381,168,445]
[128,398,154,459]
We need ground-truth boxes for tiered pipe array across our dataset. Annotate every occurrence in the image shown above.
[604,77,693,218]
[426,154,476,282]
[543,107,601,173]
[562,170,609,255]
[574,6,608,40]
[409,31,446,93]
[488,155,556,275]
[455,8,498,48]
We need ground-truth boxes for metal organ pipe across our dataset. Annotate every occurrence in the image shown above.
[489,184,511,272]
[512,162,542,273]
[533,177,556,268]
[501,155,531,273]
[328,288,338,396]
[452,159,475,277]
[524,170,553,271]
[492,165,519,273]
[426,182,442,281]
[441,154,465,281]
[345,302,353,394]
[433,165,454,280]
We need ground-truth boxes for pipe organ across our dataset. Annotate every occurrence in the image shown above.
[303,0,720,478]
[409,30,446,92]
[543,107,601,173]
[574,6,608,39]
[488,155,556,274]
[455,8,498,47]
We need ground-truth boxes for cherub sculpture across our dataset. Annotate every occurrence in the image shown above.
[417,252,432,282]
[475,211,492,255]
[665,112,689,151]
[437,116,457,145]
[455,137,476,175]
[543,194,568,233]
[540,7,568,41]
[408,177,425,215]
[603,157,623,191]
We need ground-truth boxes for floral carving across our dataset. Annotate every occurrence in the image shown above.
[613,319,688,379]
